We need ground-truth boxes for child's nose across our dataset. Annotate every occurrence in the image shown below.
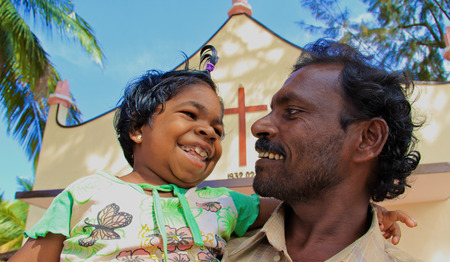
[196,124,217,142]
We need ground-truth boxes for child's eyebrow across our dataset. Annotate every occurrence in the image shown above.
[180,101,224,126]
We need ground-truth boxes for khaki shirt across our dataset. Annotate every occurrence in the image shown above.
[223,203,420,262]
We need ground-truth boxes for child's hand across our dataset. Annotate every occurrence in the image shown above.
[374,204,417,245]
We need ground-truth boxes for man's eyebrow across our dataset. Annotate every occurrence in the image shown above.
[274,90,309,107]
[179,101,224,126]
[273,91,294,106]
[277,93,291,104]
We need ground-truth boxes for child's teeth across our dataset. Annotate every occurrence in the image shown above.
[181,146,191,151]
[194,147,207,159]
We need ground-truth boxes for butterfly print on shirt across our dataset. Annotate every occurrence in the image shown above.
[78,203,133,247]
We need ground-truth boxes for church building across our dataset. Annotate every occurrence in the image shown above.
[17,1,450,260]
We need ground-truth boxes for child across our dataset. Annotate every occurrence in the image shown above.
[10,46,415,262]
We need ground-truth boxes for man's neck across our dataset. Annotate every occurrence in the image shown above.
[284,196,371,262]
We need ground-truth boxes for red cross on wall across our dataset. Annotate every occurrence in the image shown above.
[224,87,267,166]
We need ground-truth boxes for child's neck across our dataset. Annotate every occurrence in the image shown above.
[119,171,175,197]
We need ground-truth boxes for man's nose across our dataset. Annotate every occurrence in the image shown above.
[251,114,276,138]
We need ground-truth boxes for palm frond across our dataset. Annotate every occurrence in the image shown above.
[0,0,48,88]
[0,199,28,252]
[0,237,22,253]
[16,176,34,191]
[1,79,47,166]
[1,0,88,168]
[16,0,105,67]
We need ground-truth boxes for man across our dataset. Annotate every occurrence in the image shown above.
[223,39,421,261]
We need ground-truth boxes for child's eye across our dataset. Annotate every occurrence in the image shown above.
[215,128,224,138]
[182,111,196,119]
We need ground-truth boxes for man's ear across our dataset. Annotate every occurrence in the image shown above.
[129,126,144,144]
[354,118,389,162]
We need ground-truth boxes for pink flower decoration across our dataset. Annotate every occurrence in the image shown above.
[148,225,194,252]
[116,248,151,261]
[167,252,190,262]
[198,251,220,262]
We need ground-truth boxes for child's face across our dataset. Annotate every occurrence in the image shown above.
[132,83,224,188]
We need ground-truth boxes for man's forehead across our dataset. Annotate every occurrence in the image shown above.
[290,63,343,83]
[273,64,343,104]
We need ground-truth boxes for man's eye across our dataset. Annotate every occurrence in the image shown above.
[286,108,301,115]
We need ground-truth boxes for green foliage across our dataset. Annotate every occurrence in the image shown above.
[0,195,29,252]
[0,176,33,254]
[0,0,105,169]
[16,176,34,192]
[298,0,450,81]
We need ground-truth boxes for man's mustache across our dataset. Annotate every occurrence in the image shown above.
[255,138,286,156]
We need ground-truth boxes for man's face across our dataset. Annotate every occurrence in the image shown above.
[251,64,352,202]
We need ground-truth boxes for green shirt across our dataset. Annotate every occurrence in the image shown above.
[26,171,260,261]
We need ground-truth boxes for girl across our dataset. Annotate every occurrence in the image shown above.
[11,46,414,262]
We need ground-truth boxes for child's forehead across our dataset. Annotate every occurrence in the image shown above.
[173,83,218,99]
[171,85,223,117]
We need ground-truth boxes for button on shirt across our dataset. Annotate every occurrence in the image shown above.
[223,203,421,262]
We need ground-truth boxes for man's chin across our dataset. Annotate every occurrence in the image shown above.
[253,171,318,202]
[253,172,285,200]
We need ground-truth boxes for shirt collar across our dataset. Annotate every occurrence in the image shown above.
[260,202,288,252]
[229,202,388,261]
[326,205,387,261]
[227,202,287,257]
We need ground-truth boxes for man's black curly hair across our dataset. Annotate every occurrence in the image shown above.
[293,38,422,202]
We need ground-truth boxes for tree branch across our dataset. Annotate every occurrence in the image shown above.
[431,0,450,21]
[428,8,446,47]
[400,22,441,44]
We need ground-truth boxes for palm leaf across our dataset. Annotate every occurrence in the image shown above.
[0,0,103,168]
[16,176,34,192]
[0,199,28,252]
[17,0,104,67]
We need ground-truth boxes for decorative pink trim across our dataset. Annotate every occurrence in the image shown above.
[48,79,74,108]
[228,0,252,17]
[444,27,450,46]
[444,47,450,61]
[444,27,450,61]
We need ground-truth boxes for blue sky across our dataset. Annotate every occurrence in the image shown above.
[0,0,369,200]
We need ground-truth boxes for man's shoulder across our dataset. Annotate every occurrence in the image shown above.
[384,243,423,262]
[331,207,422,262]
[326,240,421,262]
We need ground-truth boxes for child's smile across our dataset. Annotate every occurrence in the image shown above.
[180,145,210,162]
[129,83,224,188]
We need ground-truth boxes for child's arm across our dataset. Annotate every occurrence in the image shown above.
[9,233,65,262]
[374,203,417,245]
[248,198,417,245]
[248,198,281,230]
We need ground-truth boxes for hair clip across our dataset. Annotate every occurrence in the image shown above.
[206,62,215,72]
[200,45,219,74]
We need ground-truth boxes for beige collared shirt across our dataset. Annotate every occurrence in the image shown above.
[223,203,420,262]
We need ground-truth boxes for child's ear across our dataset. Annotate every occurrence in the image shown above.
[354,118,389,162]
[129,127,144,144]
